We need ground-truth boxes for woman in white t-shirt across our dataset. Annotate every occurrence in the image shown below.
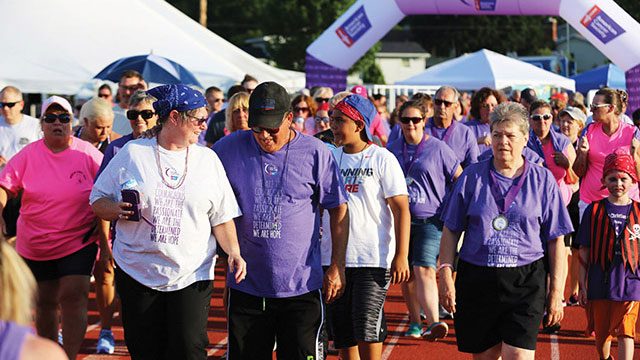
[90,84,246,360]
[327,94,410,359]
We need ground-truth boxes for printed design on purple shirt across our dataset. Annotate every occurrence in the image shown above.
[580,5,626,44]
[335,6,372,48]
[485,211,523,267]
[150,187,184,245]
[253,177,284,239]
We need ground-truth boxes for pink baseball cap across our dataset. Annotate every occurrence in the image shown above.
[350,85,368,98]
[41,95,74,116]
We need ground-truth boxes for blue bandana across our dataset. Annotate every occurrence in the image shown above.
[147,84,207,118]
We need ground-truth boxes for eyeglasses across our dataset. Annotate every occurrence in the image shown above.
[590,103,611,111]
[0,101,19,108]
[126,109,155,120]
[42,113,71,123]
[530,114,553,121]
[434,99,454,107]
[315,97,330,104]
[119,84,140,92]
[400,116,423,124]
[315,116,330,123]
[185,115,208,126]
[98,93,111,99]
[251,126,280,135]
[294,106,310,113]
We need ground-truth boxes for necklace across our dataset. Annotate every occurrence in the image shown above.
[154,140,189,189]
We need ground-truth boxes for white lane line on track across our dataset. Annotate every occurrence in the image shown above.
[207,337,228,356]
[381,316,409,360]
[550,334,560,360]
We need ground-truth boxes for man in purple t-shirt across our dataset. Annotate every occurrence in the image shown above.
[426,86,479,168]
[213,81,349,359]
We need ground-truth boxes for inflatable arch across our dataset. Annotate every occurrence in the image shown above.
[305,0,640,111]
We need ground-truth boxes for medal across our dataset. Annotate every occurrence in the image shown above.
[492,214,508,231]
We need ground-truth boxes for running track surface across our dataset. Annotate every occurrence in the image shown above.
[76,264,640,360]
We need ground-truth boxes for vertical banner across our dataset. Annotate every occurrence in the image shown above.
[305,54,348,93]
[626,64,640,115]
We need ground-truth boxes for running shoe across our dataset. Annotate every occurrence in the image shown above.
[96,329,115,354]
[58,330,63,346]
[404,322,423,338]
[422,321,448,342]
[566,294,580,306]
[439,304,454,319]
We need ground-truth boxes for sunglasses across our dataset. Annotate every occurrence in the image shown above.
[0,101,20,108]
[590,103,611,111]
[315,97,330,104]
[185,115,208,126]
[400,116,423,124]
[434,99,454,107]
[126,109,155,120]
[42,113,71,123]
[530,114,553,121]
[315,116,330,123]
[251,126,280,135]
[294,106,310,113]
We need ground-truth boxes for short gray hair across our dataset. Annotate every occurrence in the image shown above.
[490,102,529,135]
[80,97,114,123]
[329,91,351,110]
[435,86,460,102]
[128,90,156,109]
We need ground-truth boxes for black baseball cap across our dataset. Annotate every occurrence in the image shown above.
[521,88,537,104]
[248,81,290,129]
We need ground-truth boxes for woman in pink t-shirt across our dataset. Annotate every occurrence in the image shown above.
[0,96,104,360]
[573,87,640,218]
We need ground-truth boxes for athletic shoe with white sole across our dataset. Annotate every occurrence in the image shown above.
[96,329,115,354]
[404,322,423,338]
[422,321,448,342]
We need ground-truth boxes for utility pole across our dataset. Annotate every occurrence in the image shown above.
[199,0,207,27]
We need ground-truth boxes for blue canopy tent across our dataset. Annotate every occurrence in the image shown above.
[571,64,626,94]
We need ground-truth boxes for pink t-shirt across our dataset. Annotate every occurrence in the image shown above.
[0,139,103,260]
[580,122,640,203]
[542,141,573,206]
[371,113,387,140]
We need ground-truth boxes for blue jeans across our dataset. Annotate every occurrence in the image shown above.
[410,216,443,268]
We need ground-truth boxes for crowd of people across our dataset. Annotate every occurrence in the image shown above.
[0,71,639,360]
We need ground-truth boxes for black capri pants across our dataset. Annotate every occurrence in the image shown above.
[115,266,213,360]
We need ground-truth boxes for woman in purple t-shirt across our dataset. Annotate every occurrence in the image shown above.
[387,100,462,341]
[438,102,573,359]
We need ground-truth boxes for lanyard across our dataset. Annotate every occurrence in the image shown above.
[401,135,426,176]
[488,160,529,214]
[428,118,455,144]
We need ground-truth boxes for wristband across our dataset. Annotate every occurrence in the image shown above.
[437,263,454,273]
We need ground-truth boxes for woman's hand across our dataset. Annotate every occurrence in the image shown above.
[552,151,570,169]
[577,136,589,155]
[438,268,456,314]
[227,252,247,284]
[91,198,134,222]
[390,255,410,284]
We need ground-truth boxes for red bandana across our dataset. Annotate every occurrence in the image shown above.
[603,151,638,183]
[335,101,364,124]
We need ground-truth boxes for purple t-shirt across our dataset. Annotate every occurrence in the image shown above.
[442,159,573,267]
[213,130,348,298]
[387,136,460,218]
[0,321,32,360]
[97,133,135,178]
[426,118,478,168]
[464,119,491,154]
[578,201,640,301]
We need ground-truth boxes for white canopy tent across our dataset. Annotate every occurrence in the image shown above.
[396,49,575,91]
[0,0,305,94]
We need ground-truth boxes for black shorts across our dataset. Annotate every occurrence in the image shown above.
[567,191,581,249]
[23,243,98,282]
[326,267,390,349]
[454,259,546,353]
[227,288,325,360]
[2,193,21,237]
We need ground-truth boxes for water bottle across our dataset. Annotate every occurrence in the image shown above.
[118,168,139,191]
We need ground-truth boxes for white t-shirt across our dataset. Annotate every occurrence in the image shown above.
[90,137,242,291]
[0,115,41,167]
[112,104,132,136]
[324,144,408,268]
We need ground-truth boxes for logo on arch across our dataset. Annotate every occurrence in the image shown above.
[336,6,372,48]
[581,5,625,44]
[460,0,497,11]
